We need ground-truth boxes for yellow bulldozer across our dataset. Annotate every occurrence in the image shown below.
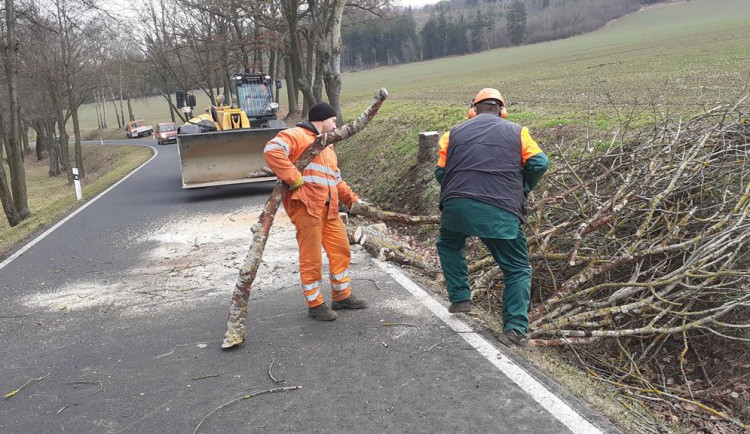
[176,73,286,188]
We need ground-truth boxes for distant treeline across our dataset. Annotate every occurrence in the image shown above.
[342,0,667,70]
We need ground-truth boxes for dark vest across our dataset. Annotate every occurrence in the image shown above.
[439,113,526,219]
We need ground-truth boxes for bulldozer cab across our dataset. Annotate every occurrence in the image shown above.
[234,73,282,128]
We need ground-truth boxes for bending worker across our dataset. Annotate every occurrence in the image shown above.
[264,102,367,321]
[435,88,548,348]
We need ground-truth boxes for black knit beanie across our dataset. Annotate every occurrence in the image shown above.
[308,102,337,122]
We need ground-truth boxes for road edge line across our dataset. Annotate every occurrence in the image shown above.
[0,146,158,271]
[373,259,604,434]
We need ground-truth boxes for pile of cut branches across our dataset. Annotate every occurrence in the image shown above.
[473,96,750,431]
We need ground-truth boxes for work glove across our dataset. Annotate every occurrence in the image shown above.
[349,200,371,214]
[289,175,304,190]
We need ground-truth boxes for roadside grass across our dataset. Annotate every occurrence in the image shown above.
[0,145,152,257]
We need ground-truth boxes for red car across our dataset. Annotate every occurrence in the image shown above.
[155,122,178,145]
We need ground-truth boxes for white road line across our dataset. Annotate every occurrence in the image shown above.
[0,146,158,271]
[374,259,604,434]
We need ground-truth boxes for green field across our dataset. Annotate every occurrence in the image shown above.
[78,0,750,134]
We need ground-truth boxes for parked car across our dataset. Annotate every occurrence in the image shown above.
[125,120,154,138]
[155,122,178,145]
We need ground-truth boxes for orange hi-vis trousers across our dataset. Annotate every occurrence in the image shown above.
[287,200,352,308]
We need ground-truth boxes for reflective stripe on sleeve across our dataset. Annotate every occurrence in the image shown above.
[264,138,290,155]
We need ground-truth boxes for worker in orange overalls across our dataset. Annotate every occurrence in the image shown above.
[264,102,367,321]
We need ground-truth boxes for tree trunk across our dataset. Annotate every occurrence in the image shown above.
[20,120,31,156]
[269,49,276,88]
[313,50,325,103]
[0,111,21,225]
[119,66,126,126]
[109,86,122,129]
[304,32,316,112]
[223,71,232,106]
[283,55,298,118]
[95,90,103,129]
[56,115,73,182]
[3,0,30,219]
[222,88,389,349]
[100,89,107,129]
[349,224,436,274]
[324,0,346,126]
[71,107,84,179]
[47,119,61,176]
[33,121,46,161]
[0,159,20,227]
[127,97,135,122]
[418,131,440,164]
[164,79,176,123]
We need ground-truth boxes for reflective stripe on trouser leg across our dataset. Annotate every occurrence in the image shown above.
[301,281,323,308]
[288,201,325,308]
[436,227,471,303]
[481,224,532,334]
[322,212,352,302]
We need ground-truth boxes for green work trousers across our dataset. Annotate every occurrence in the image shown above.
[436,226,532,334]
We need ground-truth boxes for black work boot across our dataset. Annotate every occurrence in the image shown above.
[497,329,530,348]
[331,295,367,310]
[448,300,472,313]
[308,303,338,321]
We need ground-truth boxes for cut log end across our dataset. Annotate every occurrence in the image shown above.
[221,333,244,349]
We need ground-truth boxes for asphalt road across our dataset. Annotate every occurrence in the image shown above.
[0,138,621,433]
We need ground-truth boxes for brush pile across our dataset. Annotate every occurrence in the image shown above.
[470,97,750,431]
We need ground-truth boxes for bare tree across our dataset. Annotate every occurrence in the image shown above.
[1,0,30,219]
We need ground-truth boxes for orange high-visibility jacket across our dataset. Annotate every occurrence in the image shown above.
[437,126,542,169]
[264,124,358,219]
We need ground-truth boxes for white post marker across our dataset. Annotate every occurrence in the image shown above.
[72,168,83,201]
[100,137,104,145]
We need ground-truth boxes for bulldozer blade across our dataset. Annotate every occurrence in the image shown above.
[177,127,286,188]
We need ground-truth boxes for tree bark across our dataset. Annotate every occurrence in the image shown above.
[418,131,440,164]
[56,114,73,182]
[283,55,297,117]
[0,159,20,226]
[100,88,107,128]
[222,88,389,349]
[349,202,440,225]
[323,0,345,126]
[20,119,30,156]
[119,66,126,127]
[71,107,84,179]
[127,97,134,122]
[47,119,61,176]
[33,121,46,161]
[3,0,30,219]
[350,224,436,274]
[109,85,122,129]
[95,90,103,129]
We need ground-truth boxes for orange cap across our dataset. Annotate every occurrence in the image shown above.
[473,88,505,106]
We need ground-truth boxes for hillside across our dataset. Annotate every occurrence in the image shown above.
[335,0,750,212]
